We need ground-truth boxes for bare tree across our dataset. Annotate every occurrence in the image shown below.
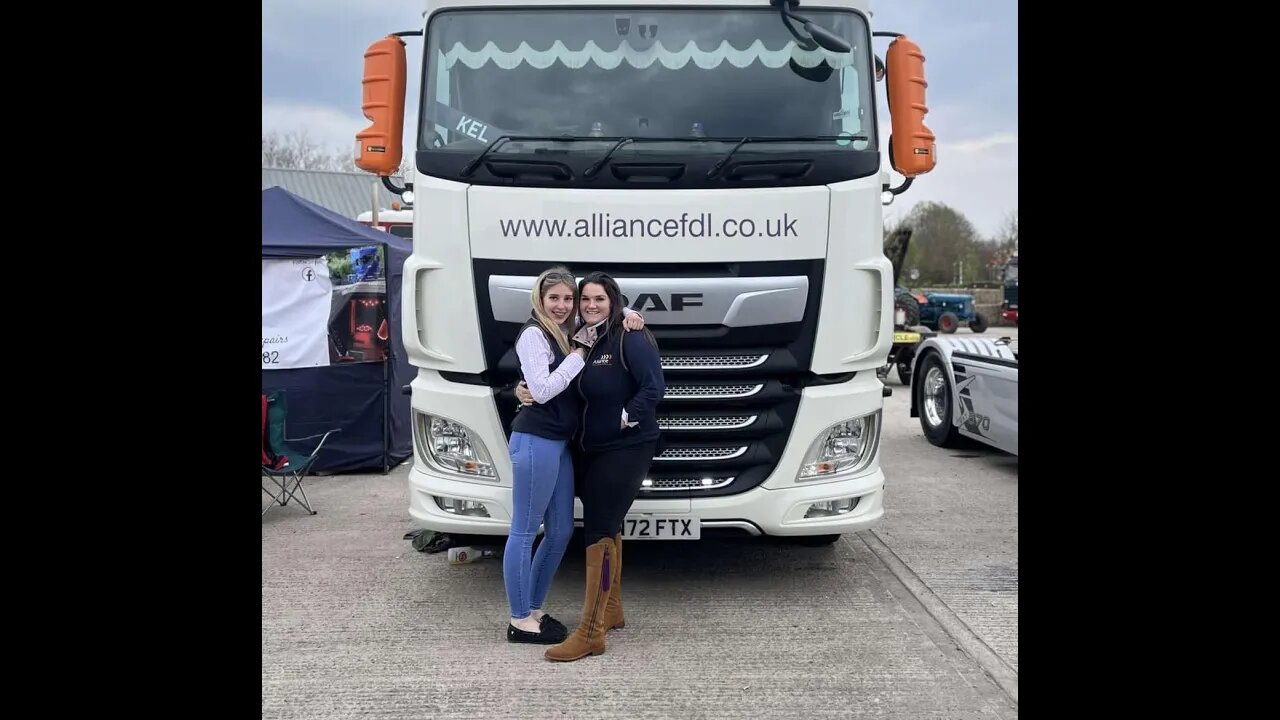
[262,130,343,170]
[982,210,1018,281]
[262,130,414,177]
[994,210,1018,251]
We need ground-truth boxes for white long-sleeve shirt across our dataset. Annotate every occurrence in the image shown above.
[515,326,585,404]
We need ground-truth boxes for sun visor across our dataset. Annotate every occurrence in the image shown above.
[440,39,855,71]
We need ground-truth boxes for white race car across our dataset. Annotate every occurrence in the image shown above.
[909,336,1018,456]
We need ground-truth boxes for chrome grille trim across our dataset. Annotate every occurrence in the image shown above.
[641,476,736,491]
[657,415,757,431]
[653,446,749,461]
[664,383,763,400]
[701,520,762,535]
[661,354,768,370]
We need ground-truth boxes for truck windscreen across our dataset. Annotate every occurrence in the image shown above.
[419,7,876,186]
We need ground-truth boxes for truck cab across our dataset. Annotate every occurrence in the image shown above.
[354,0,937,544]
[356,208,414,239]
[1000,253,1018,326]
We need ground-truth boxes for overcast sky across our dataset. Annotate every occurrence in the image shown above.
[263,0,1016,239]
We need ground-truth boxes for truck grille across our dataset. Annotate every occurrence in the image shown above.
[644,364,800,499]
[474,258,826,501]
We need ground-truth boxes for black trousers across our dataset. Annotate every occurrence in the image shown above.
[575,440,658,544]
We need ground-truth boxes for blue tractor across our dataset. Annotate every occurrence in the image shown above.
[919,292,988,334]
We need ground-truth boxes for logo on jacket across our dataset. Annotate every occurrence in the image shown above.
[593,353,613,366]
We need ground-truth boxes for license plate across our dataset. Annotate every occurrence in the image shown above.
[893,331,922,344]
[622,515,700,540]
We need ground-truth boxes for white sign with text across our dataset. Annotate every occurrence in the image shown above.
[262,257,332,370]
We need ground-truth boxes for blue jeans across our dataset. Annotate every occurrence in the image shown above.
[503,432,575,620]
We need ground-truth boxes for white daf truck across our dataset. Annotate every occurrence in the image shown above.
[354,0,937,544]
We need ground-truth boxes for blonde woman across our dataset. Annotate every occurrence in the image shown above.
[504,267,643,644]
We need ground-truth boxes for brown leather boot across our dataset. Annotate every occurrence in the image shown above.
[545,537,613,662]
[603,532,624,630]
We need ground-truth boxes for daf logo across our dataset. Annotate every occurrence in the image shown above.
[624,292,703,312]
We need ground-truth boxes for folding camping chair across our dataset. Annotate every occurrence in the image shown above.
[261,390,339,517]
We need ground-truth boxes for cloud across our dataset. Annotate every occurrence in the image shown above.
[880,125,1017,240]
[262,0,425,160]
[948,132,1018,155]
[262,0,419,25]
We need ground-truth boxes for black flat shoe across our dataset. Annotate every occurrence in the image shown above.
[507,623,561,645]
[539,614,569,640]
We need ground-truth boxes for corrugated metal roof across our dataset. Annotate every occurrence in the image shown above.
[261,167,408,220]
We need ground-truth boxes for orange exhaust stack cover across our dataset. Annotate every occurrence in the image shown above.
[355,36,407,176]
[886,37,937,178]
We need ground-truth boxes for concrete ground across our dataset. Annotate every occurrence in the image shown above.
[263,328,1018,719]
[877,324,1018,676]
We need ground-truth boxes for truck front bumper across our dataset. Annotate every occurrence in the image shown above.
[409,463,884,537]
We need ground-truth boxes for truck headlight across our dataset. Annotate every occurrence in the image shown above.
[797,412,879,482]
[415,412,497,481]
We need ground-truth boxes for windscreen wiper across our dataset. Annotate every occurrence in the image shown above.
[584,136,716,179]
[706,135,868,179]
[460,136,514,177]
[584,138,634,178]
[462,135,641,178]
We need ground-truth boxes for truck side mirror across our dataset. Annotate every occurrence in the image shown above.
[355,36,407,176]
[885,36,937,179]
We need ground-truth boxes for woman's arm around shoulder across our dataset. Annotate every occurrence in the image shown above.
[574,306,644,331]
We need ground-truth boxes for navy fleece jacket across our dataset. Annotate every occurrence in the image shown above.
[576,325,665,452]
